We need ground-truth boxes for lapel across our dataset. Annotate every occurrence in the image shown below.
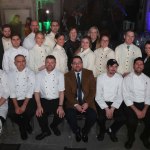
[70,70,77,89]
[81,69,86,92]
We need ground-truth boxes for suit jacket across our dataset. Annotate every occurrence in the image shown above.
[0,36,4,69]
[143,57,150,77]
[65,68,96,110]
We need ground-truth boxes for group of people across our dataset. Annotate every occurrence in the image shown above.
[0,19,150,150]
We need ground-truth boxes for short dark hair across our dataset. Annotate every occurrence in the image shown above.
[100,33,110,41]
[11,33,21,39]
[45,55,56,61]
[55,32,65,39]
[144,40,150,47]
[133,57,144,65]
[71,56,83,64]
[51,20,60,25]
[124,29,135,35]
[68,26,78,34]
[14,54,25,61]
[2,24,11,31]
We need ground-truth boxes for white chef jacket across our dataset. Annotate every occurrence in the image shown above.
[2,37,12,51]
[8,67,35,100]
[44,32,56,50]
[23,32,35,50]
[95,73,123,109]
[123,72,150,106]
[28,44,50,73]
[94,47,115,77]
[0,70,9,119]
[51,44,68,74]
[2,46,29,73]
[78,48,96,76]
[35,68,65,100]
[115,43,142,74]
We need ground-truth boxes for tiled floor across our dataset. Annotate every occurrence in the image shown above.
[0,117,148,150]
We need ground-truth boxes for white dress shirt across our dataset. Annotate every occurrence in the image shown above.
[2,46,29,73]
[35,68,65,100]
[94,47,115,77]
[78,48,96,76]
[44,32,56,50]
[51,44,68,74]
[2,37,12,51]
[23,32,35,50]
[123,72,150,106]
[0,70,9,119]
[28,44,50,73]
[115,43,142,74]
[8,67,35,100]
[95,73,123,109]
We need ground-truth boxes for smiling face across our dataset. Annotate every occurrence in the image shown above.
[69,28,77,41]
[56,35,65,47]
[107,64,118,76]
[100,35,109,48]
[124,31,135,45]
[2,27,11,38]
[145,43,150,57]
[15,55,26,71]
[51,21,60,34]
[30,21,39,33]
[71,57,83,72]
[35,33,45,46]
[81,38,90,50]
[45,58,56,72]
[133,60,144,75]
[11,35,21,48]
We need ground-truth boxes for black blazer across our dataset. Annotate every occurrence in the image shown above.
[143,57,150,77]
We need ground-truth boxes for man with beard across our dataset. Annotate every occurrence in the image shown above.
[123,57,150,149]
[23,20,39,50]
[65,56,97,142]
[95,59,125,142]
[0,24,12,69]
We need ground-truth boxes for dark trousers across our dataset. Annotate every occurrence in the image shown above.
[96,102,126,134]
[37,98,63,133]
[65,107,97,134]
[0,116,5,125]
[125,102,150,140]
[8,98,35,128]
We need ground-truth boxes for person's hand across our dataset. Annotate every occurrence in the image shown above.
[81,103,88,113]
[105,108,113,119]
[75,104,83,113]
[20,105,26,114]
[15,106,21,114]
[57,106,65,118]
[36,106,44,117]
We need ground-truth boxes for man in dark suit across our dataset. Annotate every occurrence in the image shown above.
[0,24,12,69]
[65,56,97,142]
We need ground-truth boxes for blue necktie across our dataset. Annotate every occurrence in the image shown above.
[77,73,82,104]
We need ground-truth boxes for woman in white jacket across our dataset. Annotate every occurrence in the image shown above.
[77,36,96,76]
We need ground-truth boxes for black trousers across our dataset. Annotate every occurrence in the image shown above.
[8,98,35,128]
[96,102,126,134]
[65,107,97,134]
[0,116,5,125]
[37,98,63,133]
[125,102,150,140]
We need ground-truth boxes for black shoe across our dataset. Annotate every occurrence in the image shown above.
[50,124,61,136]
[82,134,88,142]
[124,138,135,149]
[140,134,150,149]
[106,128,118,142]
[35,132,51,140]
[97,132,105,141]
[75,132,81,142]
[26,123,33,134]
[19,126,28,140]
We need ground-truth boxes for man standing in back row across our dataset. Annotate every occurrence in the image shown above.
[115,29,142,77]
